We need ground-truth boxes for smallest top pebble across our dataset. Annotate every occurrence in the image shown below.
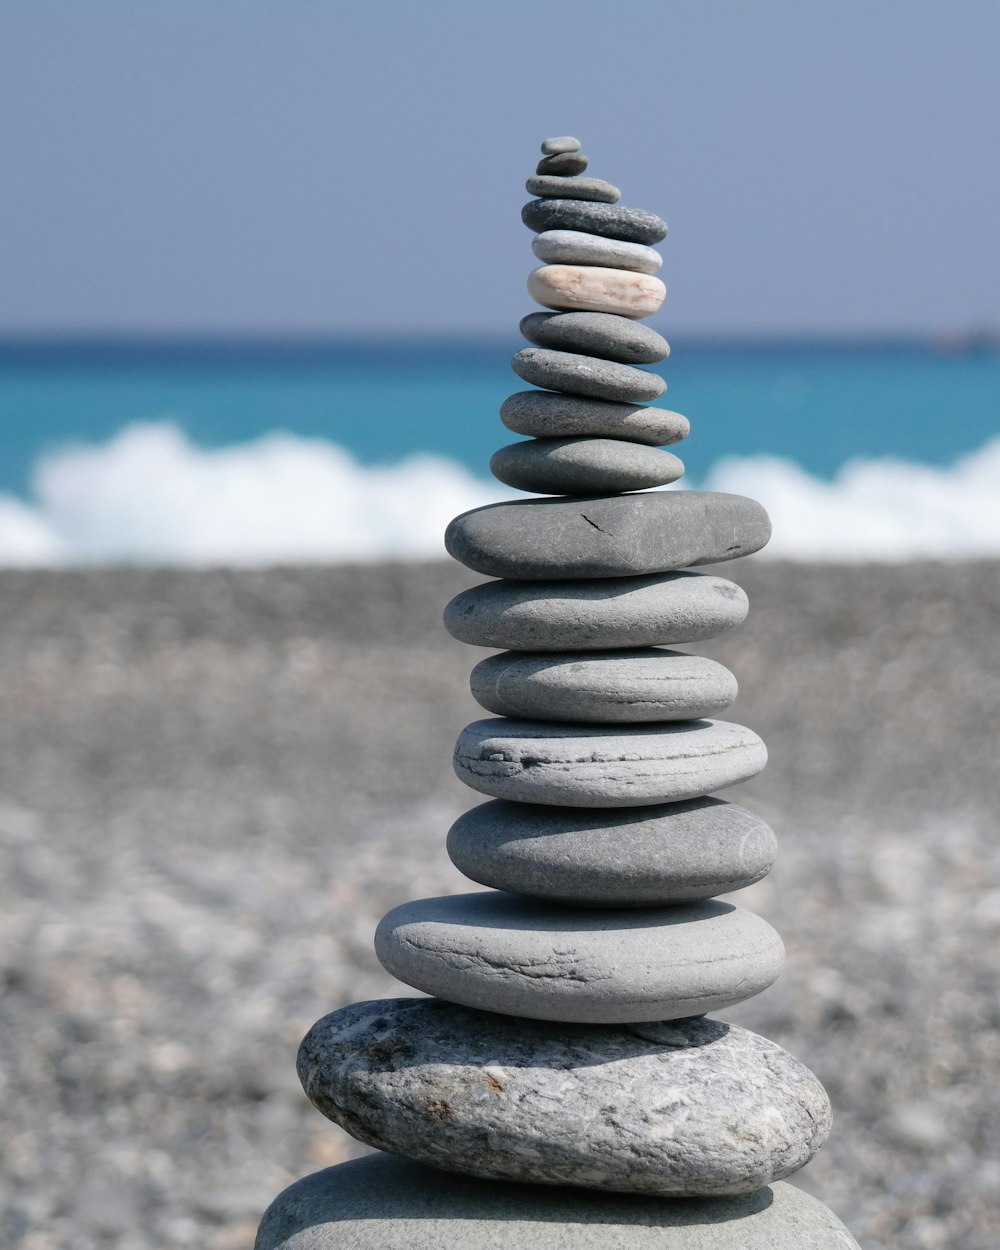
[541,136,581,155]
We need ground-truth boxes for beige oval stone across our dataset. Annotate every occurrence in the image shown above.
[528,265,666,319]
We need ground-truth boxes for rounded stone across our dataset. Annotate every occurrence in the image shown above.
[447,797,777,905]
[470,648,736,722]
[521,311,670,363]
[523,198,668,245]
[375,896,783,1022]
[490,438,683,495]
[501,389,686,443]
[525,174,621,203]
[536,151,588,176]
[444,492,772,580]
[532,229,662,273]
[453,718,767,807]
[511,347,665,404]
[443,571,749,651]
[541,135,581,154]
[529,265,666,319]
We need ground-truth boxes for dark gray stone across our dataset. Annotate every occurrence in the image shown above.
[452,717,767,807]
[469,648,736,722]
[512,348,666,403]
[296,1001,831,1197]
[521,311,670,363]
[523,198,668,245]
[490,438,683,495]
[447,797,777,905]
[526,174,621,202]
[443,571,749,651]
[541,135,581,155]
[537,151,588,176]
[444,492,772,580]
[500,389,685,443]
[532,229,661,271]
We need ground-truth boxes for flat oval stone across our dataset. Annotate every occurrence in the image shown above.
[532,229,661,273]
[470,648,736,723]
[524,198,668,245]
[525,175,621,203]
[490,438,683,495]
[529,265,665,319]
[521,311,670,363]
[512,348,665,403]
[375,896,783,1022]
[501,389,686,443]
[444,492,772,580]
[258,1157,860,1249]
[443,571,749,651]
[541,135,581,154]
[537,151,588,176]
[453,718,767,807]
[447,797,776,905]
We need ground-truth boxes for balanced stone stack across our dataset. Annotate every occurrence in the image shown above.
[256,138,860,1249]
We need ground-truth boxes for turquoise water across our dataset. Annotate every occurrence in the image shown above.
[1,338,998,496]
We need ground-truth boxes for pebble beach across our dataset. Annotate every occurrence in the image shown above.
[2,557,998,1249]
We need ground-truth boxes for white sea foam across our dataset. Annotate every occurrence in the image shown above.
[0,421,997,566]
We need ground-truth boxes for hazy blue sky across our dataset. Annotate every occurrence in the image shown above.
[1,1,997,336]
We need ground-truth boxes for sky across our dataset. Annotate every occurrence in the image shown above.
[1,0,998,338]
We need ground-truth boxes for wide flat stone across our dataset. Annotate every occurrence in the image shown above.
[524,198,668,245]
[512,348,666,403]
[296,1001,831,1200]
[541,135,581,154]
[470,648,736,722]
[453,718,767,807]
[537,151,588,176]
[443,571,749,651]
[529,265,666,318]
[447,797,777,905]
[521,311,670,363]
[444,492,772,580]
[375,896,783,1022]
[490,438,683,495]
[532,229,661,272]
[500,389,686,443]
[526,174,621,202]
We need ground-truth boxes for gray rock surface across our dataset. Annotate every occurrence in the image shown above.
[520,311,670,363]
[297,1001,825,1192]
[257,1157,860,1249]
[443,571,750,651]
[490,438,683,496]
[453,717,767,807]
[501,389,686,443]
[511,347,666,403]
[447,797,777,905]
[532,229,662,272]
[536,151,588,176]
[523,198,668,244]
[469,648,736,722]
[541,135,581,154]
[445,492,772,580]
[526,174,621,202]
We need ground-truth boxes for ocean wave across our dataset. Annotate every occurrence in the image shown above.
[0,421,997,565]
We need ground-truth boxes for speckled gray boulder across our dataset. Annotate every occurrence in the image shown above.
[443,571,749,652]
[470,648,736,722]
[532,229,662,272]
[537,151,588,176]
[453,718,766,807]
[375,896,783,1022]
[445,493,771,580]
[520,311,670,363]
[490,438,683,496]
[526,174,621,202]
[447,797,776,905]
[297,1001,830,1197]
[541,135,581,155]
[524,198,668,245]
[501,389,686,444]
[512,348,666,403]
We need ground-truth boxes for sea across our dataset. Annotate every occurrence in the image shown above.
[1,337,998,564]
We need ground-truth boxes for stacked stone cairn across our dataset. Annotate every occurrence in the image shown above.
[256,138,861,1249]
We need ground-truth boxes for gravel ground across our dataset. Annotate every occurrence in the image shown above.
[1,559,998,1249]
